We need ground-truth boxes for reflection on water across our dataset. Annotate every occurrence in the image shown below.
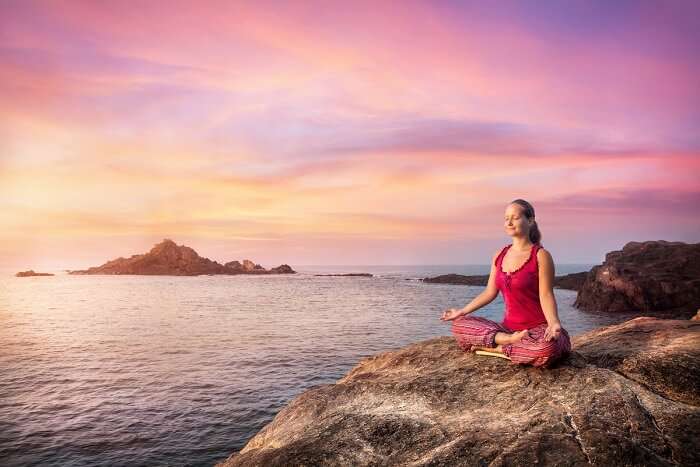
[0,264,641,466]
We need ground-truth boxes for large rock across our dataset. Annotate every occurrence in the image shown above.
[69,239,296,276]
[224,259,266,274]
[574,240,700,318]
[217,317,700,466]
[572,317,699,406]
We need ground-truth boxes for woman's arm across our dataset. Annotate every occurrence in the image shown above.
[457,250,501,316]
[538,248,561,326]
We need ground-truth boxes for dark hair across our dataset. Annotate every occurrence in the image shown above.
[510,199,542,245]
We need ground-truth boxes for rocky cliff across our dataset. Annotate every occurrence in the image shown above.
[574,240,700,318]
[217,317,700,466]
[68,239,295,276]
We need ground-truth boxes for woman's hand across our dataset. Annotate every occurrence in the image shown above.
[544,321,562,342]
[440,308,463,321]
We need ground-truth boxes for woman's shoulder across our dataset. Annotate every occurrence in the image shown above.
[536,245,553,263]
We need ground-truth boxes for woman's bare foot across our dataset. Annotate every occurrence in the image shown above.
[472,344,505,354]
[495,329,529,345]
[507,329,529,343]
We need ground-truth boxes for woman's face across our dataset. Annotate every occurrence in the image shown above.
[504,204,531,238]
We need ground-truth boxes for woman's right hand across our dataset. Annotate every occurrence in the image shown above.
[440,308,463,321]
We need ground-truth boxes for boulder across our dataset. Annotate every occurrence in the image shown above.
[242,259,263,271]
[224,260,243,271]
[217,317,700,466]
[574,240,700,318]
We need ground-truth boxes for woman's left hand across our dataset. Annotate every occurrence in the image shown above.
[544,322,562,342]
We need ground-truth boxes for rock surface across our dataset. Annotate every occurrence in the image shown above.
[571,317,699,406]
[15,270,54,277]
[217,317,700,466]
[68,239,296,276]
[422,272,586,290]
[574,240,700,318]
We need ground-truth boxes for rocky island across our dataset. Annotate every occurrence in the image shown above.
[217,316,700,466]
[15,270,55,277]
[68,239,295,276]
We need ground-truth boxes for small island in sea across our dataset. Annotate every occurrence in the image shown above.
[15,270,55,277]
[68,238,296,276]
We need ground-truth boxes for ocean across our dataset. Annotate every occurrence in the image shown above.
[0,264,642,466]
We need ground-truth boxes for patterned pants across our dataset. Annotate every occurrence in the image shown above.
[451,315,572,368]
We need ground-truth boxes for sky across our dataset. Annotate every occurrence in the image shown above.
[1,0,699,270]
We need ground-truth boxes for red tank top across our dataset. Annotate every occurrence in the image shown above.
[495,243,548,331]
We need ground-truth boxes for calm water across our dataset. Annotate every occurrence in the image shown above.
[0,264,642,466]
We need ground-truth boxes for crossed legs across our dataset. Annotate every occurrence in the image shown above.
[451,315,571,368]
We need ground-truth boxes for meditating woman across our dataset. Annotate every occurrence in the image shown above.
[439,198,571,368]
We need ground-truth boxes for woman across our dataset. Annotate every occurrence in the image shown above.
[439,199,571,368]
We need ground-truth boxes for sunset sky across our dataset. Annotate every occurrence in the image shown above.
[1,0,699,270]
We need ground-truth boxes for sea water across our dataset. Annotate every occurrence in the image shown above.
[0,265,641,466]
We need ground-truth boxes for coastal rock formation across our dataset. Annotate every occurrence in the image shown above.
[423,273,488,286]
[217,317,699,466]
[224,260,266,274]
[574,240,700,318]
[552,272,588,291]
[422,272,587,290]
[68,239,296,276]
[269,264,295,274]
[15,270,54,277]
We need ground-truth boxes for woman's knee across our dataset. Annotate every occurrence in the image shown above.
[511,340,557,364]
[451,315,501,349]
[533,340,559,358]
